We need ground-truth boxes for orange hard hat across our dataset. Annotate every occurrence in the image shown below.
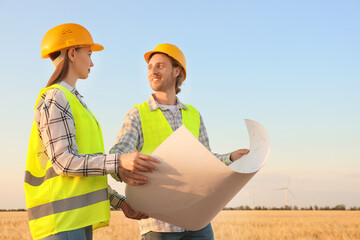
[144,43,186,79]
[40,23,103,59]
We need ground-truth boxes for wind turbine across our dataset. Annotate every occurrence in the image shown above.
[274,177,296,207]
[311,198,316,210]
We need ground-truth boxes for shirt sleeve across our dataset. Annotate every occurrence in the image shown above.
[109,107,141,181]
[108,185,126,210]
[35,88,119,177]
[110,107,141,155]
[198,114,232,166]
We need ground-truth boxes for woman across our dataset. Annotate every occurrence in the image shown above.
[24,23,158,240]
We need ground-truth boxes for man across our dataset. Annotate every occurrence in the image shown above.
[110,43,249,239]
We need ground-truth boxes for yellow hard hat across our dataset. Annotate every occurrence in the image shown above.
[40,23,104,59]
[144,43,186,79]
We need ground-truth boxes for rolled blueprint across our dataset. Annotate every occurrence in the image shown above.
[126,119,270,230]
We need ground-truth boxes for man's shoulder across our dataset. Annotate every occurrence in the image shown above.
[133,101,149,108]
[182,103,199,112]
[124,105,141,120]
[181,103,203,121]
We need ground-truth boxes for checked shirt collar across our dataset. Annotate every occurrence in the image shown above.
[147,94,188,113]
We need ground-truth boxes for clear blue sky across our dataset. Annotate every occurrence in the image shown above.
[0,0,359,209]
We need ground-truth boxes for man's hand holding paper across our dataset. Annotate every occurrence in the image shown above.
[230,149,250,162]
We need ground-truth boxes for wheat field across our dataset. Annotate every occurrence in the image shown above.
[1,210,359,240]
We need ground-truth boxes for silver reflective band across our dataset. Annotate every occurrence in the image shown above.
[24,168,58,186]
[27,188,108,221]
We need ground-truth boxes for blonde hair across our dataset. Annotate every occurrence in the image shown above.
[46,47,81,87]
[169,56,186,94]
[46,50,70,87]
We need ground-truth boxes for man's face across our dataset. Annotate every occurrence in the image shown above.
[147,53,178,93]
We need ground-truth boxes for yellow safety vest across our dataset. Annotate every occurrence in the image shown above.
[24,84,110,239]
[135,102,200,155]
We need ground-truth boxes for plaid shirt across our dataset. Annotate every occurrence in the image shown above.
[34,81,126,209]
[110,94,232,234]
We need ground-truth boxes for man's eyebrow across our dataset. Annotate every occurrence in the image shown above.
[149,61,166,65]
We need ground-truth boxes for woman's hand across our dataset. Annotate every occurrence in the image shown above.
[119,152,159,172]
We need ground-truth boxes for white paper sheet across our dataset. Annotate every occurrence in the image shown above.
[228,119,271,173]
[125,119,270,230]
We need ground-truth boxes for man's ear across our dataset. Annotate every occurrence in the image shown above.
[174,67,181,79]
[68,48,76,62]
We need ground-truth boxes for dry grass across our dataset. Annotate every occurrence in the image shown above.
[211,210,360,240]
[0,212,32,240]
[1,210,359,240]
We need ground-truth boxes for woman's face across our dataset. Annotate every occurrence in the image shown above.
[72,46,94,79]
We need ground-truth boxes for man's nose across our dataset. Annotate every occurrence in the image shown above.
[149,67,158,75]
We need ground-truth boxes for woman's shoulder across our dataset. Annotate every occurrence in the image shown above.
[35,87,68,110]
[34,87,72,125]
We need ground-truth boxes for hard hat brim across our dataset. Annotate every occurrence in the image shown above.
[41,43,104,59]
[91,43,104,52]
[144,50,156,63]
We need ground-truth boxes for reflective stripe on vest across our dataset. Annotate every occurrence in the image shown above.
[24,84,110,239]
[135,102,200,155]
[27,188,108,221]
[24,168,58,186]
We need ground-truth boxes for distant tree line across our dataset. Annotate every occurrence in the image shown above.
[0,209,26,212]
[224,204,360,211]
[2,205,360,212]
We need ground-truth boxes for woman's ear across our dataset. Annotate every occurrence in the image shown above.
[68,48,76,62]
